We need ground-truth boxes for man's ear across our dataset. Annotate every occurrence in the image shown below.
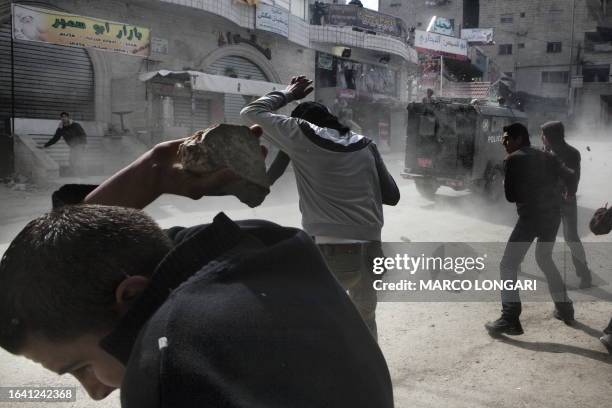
[114,276,150,316]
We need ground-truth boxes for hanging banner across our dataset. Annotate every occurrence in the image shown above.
[256,4,289,38]
[326,5,404,38]
[414,29,468,60]
[12,4,150,56]
[461,28,495,44]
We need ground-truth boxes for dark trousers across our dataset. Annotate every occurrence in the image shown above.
[500,211,571,320]
[318,242,382,340]
[561,199,591,281]
[605,317,612,335]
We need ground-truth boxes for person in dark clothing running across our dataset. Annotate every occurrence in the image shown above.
[42,112,88,174]
[541,121,592,289]
[0,129,394,407]
[485,123,577,336]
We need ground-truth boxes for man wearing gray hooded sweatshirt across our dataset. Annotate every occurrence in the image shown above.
[241,76,400,339]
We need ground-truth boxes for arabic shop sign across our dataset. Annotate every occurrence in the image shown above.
[427,16,454,36]
[256,4,289,38]
[12,4,150,56]
[461,28,495,44]
[326,4,403,38]
[414,29,468,60]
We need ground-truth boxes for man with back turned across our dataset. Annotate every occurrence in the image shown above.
[541,121,592,289]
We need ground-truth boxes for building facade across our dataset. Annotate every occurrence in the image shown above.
[1,0,418,181]
[380,0,489,101]
[575,0,612,134]
[381,0,467,36]
[379,0,612,135]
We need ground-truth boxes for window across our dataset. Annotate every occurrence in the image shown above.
[290,0,305,19]
[500,14,513,24]
[547,42,562,53]
[547,9,563,23]
[419,115,436,137]
[499,44,513,55]
[520,12,526,18]
[541,71,569,84]
[583,64,610,82]
[518,43,525,49]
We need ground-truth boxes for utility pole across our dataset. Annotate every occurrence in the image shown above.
[568,0,577,116]
[439,55,444,95]
[10,1,15,136]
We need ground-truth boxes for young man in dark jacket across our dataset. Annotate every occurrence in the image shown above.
[42,112,88,174]
[0,130,394,407]
[485,123,577,336]
[241,76,400,340]
[541,121,592,288]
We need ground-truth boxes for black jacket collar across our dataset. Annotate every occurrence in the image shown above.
[100,213,244,364]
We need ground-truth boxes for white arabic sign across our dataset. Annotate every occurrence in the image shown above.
[461,28,494,44]
[415,29,468,59]
[256,4,289,38]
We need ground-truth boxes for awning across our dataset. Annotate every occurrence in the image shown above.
[139,70,285,97]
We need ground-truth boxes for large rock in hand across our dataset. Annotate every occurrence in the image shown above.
[179,124,270,207]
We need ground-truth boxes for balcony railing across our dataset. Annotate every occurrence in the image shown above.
[585,40,612,53]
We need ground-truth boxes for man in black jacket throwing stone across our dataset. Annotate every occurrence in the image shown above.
[485,123,577,336]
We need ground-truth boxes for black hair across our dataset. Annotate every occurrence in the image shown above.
[503,122,531,147]
[0,205,172,353]
[60,112,69,117]
[541,121,565,146]
[291,102,350,135]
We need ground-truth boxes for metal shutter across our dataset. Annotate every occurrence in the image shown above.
[173,97,211,130]
[207,56,268,125]
[0,24,94,121]
[224,94,252,125]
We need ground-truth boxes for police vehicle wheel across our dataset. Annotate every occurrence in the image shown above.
[415,179,438,201]
[485,167,504,202]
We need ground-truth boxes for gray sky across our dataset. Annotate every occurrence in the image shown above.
[359,0,379,10]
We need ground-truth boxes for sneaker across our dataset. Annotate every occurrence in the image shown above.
[600,334,612,355]
[485,317,524,336]
[553,304,575,325]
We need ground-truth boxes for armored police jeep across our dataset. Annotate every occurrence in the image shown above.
[401,100,528,201]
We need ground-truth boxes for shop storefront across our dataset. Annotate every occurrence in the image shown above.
[140,69,284,142]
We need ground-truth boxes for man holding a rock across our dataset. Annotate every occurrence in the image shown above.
[0,124,394,406]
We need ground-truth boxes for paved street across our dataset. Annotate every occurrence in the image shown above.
[1,141,611,407]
